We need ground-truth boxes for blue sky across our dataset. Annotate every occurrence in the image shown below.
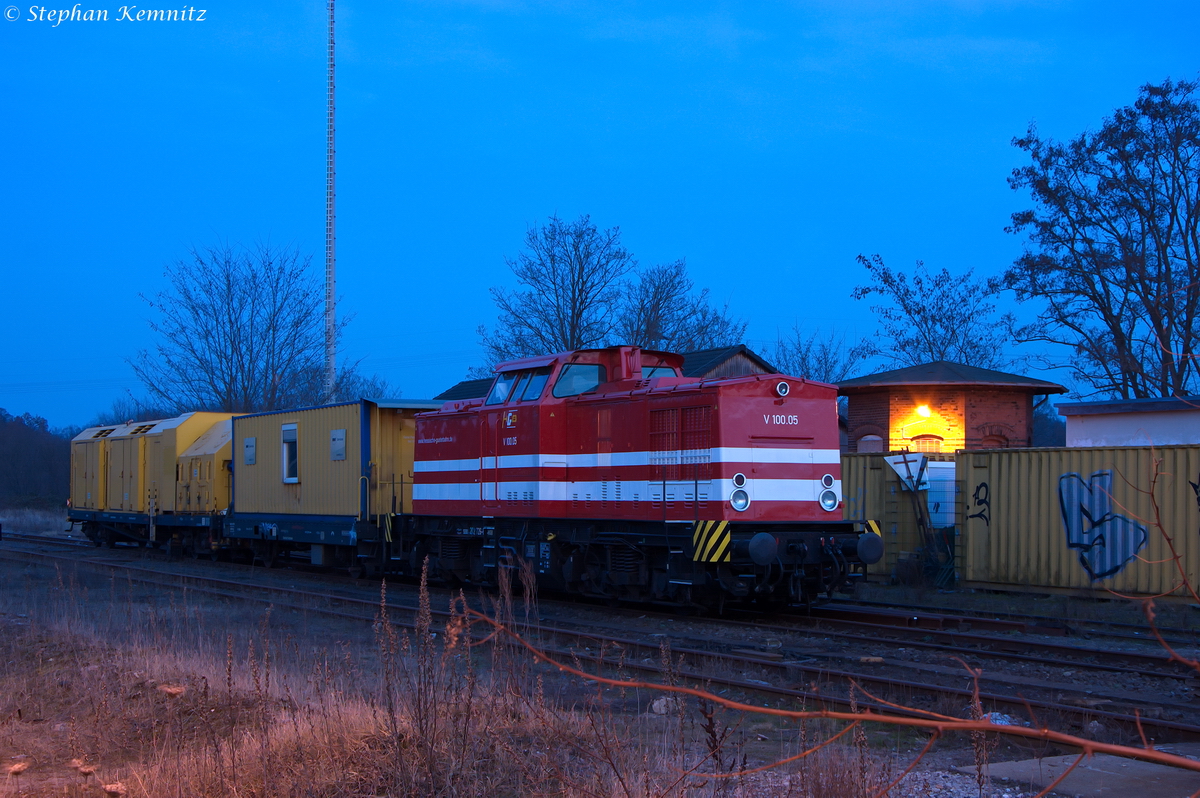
[2,0,1197,427]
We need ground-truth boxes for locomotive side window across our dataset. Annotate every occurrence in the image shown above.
[485,372,519,405]
[643,366,677,379]
[281,424,299,483]
[552,364,607,398]
[519,367,552,400]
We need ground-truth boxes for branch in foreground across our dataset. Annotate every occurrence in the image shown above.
[461,607,1200,776]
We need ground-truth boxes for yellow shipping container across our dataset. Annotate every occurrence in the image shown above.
[177,419,233,514]
[232,400,437,519]
[958,445,1200,597]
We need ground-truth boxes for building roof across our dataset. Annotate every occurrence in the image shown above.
[680,345,776,378]
[433,378,493,402]
[1057,396,1200,416]
[837,361,1066,394]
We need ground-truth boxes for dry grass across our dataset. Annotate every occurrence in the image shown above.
[0,562,911,798]
[0,508,67,536]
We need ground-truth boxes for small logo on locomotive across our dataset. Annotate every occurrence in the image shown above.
[504,410,518,428]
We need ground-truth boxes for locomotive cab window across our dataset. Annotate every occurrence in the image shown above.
[552,364,607,398]
[281,424,299,483]
[643,366,677,379]
[485,372,519,405]
[519,367,552,401]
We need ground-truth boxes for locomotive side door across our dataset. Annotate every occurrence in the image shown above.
[480,370,520,509]
[481,410,502,508]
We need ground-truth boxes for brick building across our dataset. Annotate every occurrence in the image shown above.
[837,361,1065,453]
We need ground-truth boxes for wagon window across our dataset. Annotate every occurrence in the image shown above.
[485,372,519,406]
[281,424,299,483]
[519,367,552,401]
[552,364,607,398]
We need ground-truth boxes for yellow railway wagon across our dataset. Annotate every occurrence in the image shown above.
[177,418,233,514]
[231,399,439,520]
[958,445,1200,597]
[69,413,231,514]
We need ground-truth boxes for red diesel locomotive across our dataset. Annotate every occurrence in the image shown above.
[407,345,882,608]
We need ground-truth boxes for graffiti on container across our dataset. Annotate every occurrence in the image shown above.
[1190,474,1200,513]
[966,482,990,526]
[1058,470,1147,580]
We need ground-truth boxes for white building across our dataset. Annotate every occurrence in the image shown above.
[1058,397,1200,447]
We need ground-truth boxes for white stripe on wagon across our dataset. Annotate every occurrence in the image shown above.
[412,478,841,504]
[413,448,841,473]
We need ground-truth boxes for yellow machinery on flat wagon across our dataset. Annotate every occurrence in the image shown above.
[68,412,232,547]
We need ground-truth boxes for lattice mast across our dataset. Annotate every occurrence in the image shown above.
[322,0,337,399]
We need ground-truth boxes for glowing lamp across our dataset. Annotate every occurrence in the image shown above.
[916,405,931,418]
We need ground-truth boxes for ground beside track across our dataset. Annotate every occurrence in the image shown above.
[9,533,1200,795]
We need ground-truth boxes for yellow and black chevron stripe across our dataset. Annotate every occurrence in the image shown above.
[864,519,882,537]
[692,520,732,562]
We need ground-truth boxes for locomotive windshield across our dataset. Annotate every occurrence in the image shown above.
[552,364,607,398]
[486,367,555,405]
[643,366,677,379]
[519,367,552,400]
[485,372,519,405]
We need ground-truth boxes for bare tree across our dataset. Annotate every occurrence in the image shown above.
[89,395,180,426]
[772,326,872,383]
[617,260,747,352]
[132,245,387,413]
[1006,78,1200,399]
[852,254,1015,369]
[478,215,636,366]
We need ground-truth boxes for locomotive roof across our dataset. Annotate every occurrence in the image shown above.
[491,347,685,373]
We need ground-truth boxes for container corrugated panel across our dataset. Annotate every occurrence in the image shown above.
[843,452,957,575]
[233,403,365,517]
[842,453,912,574]
[368,406,421,516]
[958,445,1200,596]
[106,429,144,511]
[71,424,124,510]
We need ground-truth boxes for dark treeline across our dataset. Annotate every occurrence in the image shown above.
[0,410,70,509]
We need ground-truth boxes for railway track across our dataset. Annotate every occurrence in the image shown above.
[4,536,1200,742]
[828,596,1200,647]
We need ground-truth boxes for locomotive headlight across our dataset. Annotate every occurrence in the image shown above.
[821,474,835,488]
[730,489,750,512]
[819,489,839,512]
[732,472,747,488]
[775,381,790,397]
